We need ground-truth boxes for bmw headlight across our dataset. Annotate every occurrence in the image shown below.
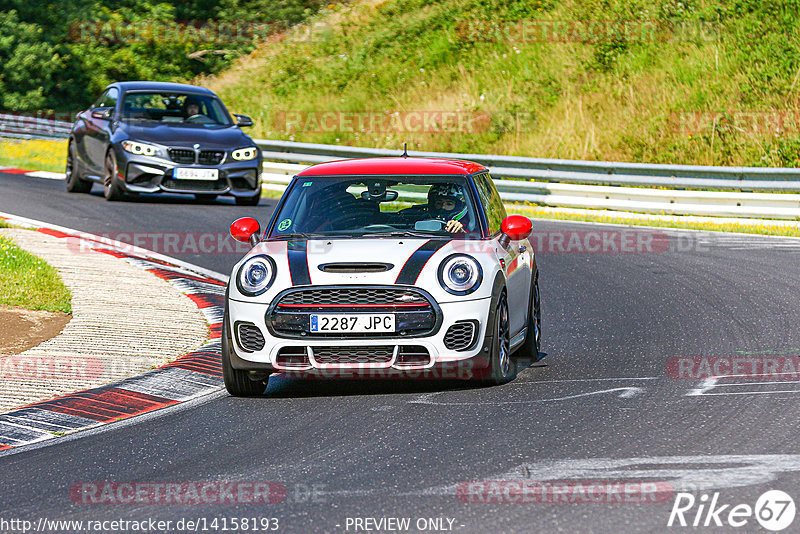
[232,147,258,161]
[121,140,159,157]
[236,255,276,296]
[438,254,482,295]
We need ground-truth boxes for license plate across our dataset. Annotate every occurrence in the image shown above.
[310,314,395,333]
[174,168,219,180]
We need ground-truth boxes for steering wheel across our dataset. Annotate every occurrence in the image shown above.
[186,114,214,124]
[361,224,397,232]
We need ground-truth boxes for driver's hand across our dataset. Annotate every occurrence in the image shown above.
[445,220,464,233]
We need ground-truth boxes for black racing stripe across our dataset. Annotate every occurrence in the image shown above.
[287,240,311,286]
[395,239,450,285]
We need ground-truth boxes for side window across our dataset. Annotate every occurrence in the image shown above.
[100,88,119,109]
[474,173,507,235]
[92,90,108,109]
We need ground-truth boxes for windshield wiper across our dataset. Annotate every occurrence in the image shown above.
[269,232,325,240]
[366,231,438,238]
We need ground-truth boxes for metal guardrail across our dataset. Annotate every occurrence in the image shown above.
[0,114,72,140]
[255,139,800,219]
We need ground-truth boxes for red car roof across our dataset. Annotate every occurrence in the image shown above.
[296,157,487,177]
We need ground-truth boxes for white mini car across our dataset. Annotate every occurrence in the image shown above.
[222,157,541,395]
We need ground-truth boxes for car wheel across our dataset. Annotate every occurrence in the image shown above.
[235,187,261,206]
[194,194,218,203]
[517,274,542,361]
[484,293,516,385]
[65,141,92,193]
[222,312,268,397]
[103,149,125,201]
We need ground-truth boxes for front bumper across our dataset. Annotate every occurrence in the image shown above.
[116,151,261,197]
[228,297,493,377]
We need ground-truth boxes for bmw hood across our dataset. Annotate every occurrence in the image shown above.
[119,122,253,148]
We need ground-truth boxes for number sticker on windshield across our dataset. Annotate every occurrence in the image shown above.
[277,218,292,231]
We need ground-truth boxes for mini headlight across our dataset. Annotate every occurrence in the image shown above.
[232,147,258,161]
[236,255,276,296]
[121,140,159,157]
[438,254,482,295]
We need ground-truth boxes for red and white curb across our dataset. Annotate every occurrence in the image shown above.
[0,167,65,180]
[0,213,227,451]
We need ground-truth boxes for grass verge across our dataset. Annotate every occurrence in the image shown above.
[0,139,67,173]
[0,235,72,313]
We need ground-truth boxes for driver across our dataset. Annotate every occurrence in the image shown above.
[182,96,204,119]
[425,183,468,233]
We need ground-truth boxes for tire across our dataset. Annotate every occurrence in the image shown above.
[222,312,268,397]
[103,149,125,201]
[65,141,92,193]
[484,294,516,385]
[194,194,218,203]
[235,188,261,206]
[517,274,542,361]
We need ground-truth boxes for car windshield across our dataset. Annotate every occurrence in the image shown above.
[269,176,483,239]
[119,91,233,128]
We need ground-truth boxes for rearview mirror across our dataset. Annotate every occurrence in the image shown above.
[91,107,113,121]
[500,215,532,246]
[234,114,253,127]
[230,217,261,247]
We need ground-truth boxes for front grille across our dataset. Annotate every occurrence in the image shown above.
[278,287,429,307]
[395,345,431,367]
[237,322,265,352]
[161,178,227,192]
[312,346,393,364]
[444,321,477,351]
[199,150,225,165]
[275,346,310,368]
[168,148,195,164]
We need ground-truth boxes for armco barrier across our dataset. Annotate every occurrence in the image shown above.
[255,140,800,219]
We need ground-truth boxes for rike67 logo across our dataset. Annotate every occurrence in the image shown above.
[668,490,796,531]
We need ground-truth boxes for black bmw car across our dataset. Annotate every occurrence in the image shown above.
[66,81,262,205]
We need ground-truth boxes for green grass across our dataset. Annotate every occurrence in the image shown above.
[201,0,800,167]
[0,139,66,173]
[0,235,72,313]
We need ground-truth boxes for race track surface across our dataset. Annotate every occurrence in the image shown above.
[2,173,800,533]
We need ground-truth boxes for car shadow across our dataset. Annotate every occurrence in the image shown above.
[260,352,549,399]
[87,190,257,206]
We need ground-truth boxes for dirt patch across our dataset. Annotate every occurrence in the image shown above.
[0,306,71,356]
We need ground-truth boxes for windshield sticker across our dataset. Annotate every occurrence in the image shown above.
[277,218,292,231]
[303,181,313,187]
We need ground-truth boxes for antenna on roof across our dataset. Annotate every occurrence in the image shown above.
[401,142,408,158]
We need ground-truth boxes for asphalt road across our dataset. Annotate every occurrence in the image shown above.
[3,173,800,533]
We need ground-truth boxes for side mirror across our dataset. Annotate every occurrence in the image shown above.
[234,114,253,127]
[500,215,532,247]
[91,107,113,121]
[230,217,261,247]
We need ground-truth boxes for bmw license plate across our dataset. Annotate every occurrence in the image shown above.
[174,168,219,180]
[310,314,395,333]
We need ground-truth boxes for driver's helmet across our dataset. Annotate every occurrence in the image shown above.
[182,96,203,116]
[427,183,467,221]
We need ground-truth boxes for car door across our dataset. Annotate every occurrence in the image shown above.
[474,173,532,336]
[84,88,118,174]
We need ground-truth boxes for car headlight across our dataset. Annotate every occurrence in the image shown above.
[232,147,258,161]
[121,140,159,157]
[438,254,482,295]
[236,255,276,296]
